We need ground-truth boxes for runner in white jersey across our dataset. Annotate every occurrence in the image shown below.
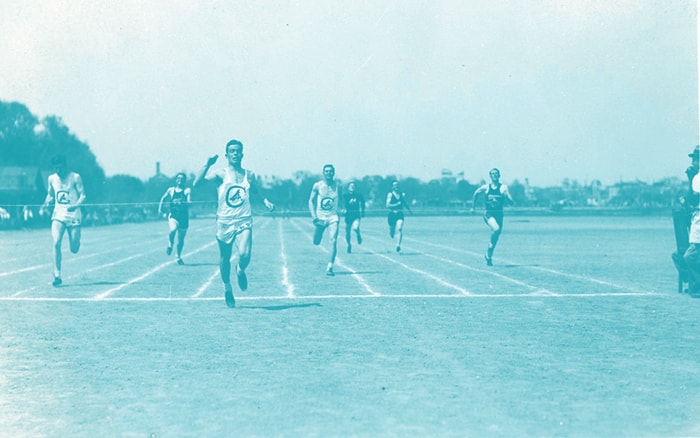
[194,139,275,308]
[308,164,342,276]
[39,155,86,287]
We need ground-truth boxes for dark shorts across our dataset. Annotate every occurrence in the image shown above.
[388,211,405,228]
[345,213,361,225]
[484,211,504,228]
[169,212,189,229]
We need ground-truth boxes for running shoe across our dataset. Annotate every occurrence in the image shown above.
[52,276,62,287]
[326,268,335,277]
[177,258,184,265]
[396,245,401,253]
[236,265,248,291]
[166,246,173,256]
[224,285,236,308]
[347,244,352,253]
[484,255,493,266]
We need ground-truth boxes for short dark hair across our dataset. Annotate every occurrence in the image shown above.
[51,155,66,166]
[175,172,187,180]
[323,164,335,172]
[226,139,243,152]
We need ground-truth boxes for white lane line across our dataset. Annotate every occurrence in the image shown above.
[191,270,220,298]
[420,252,554,294]
[94,240,217,299]
[278,221,296,298]
[0,264,50,278]
[11,247,163,297]
[406,237,646,293]
[0,228,179,278]
[371,251,472,296]
[0,291,664,302]
[290,219,379,296]
[527,265,649,293]
[356,232,472,296]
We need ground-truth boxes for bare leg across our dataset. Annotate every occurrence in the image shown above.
[395,218,404,252]
[484,216,501,264]
[67,226,81,254]
[234,228,252,290]
[218,239,233,287]
[51,220,67,284]
[326,221,339,275]
[352,218,362,244]
[218,238,235,307]
[176,228,188,262]
[167,218,177,255]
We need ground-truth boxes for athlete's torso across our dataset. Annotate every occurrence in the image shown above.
[315,180,339,220]
[344,192,363,215]
[485,183,505,212]
[49,172,82,222]
[388,191,404,212]
[169,187,189,217]
[216,167,252,220]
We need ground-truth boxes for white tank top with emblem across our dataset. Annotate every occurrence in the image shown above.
[315,180,339,221]
[216,167,252,221]
[49,172,82,223]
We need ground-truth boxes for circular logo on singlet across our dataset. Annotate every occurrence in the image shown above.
[56,190,71,205]
[320,197,334,211]
[226,185,247,208]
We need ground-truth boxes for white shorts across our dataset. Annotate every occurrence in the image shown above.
[216,217,253,244]
[52,208,82,227]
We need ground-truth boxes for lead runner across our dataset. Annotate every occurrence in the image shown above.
[194,139,274,308]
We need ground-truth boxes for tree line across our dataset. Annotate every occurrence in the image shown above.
[1,100,688,223]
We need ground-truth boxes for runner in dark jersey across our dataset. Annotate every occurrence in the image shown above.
[386,180,412,253]
[343,181,365,253]
[158,172,191,265]
[470,168,513,266]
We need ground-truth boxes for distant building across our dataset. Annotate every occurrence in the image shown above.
[0,166,47,225]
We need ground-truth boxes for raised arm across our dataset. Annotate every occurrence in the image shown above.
[193,154,219,187]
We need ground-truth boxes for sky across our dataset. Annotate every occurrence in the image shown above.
[1,0,698,187]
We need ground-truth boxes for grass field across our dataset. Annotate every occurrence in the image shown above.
[1,214,699,437]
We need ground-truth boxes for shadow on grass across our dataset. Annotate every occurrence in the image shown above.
[241,302,323,311]
[177,263,219,267]
[61,281,124,288]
